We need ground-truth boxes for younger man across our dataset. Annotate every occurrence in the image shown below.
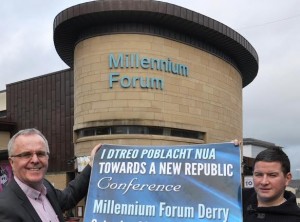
[243,147,300,221]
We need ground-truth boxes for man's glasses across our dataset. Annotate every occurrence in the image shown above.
[10,151,49,159]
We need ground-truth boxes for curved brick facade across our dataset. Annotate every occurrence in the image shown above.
[53,0,258,156]
[73,34,242,155]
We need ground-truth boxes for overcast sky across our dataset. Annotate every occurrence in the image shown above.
[1,0,299,178]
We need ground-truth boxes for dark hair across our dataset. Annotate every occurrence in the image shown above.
[253,147,290,175]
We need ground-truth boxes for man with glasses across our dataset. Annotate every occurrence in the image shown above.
[0,128,100,222]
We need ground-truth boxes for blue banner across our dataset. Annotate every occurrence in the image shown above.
[84,143,242,222]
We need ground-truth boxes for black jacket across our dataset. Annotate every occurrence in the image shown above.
[0,165,91,222]
[243,187,300,222]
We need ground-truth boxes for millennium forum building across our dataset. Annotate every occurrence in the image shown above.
[0,0,258,216]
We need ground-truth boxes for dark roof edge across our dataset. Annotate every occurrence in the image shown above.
[6,68,72,87]
[243,138,283,149]
[53,0,259,87]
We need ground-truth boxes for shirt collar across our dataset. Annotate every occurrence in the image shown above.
[14,176,47,200]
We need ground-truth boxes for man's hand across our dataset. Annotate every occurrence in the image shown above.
[89,144,102,166]
[232,139,242,147]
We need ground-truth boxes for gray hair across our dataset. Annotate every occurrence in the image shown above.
[8,128,50,156]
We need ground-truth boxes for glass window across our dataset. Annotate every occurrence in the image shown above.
[77,126,205,140]
[111,126,128,134]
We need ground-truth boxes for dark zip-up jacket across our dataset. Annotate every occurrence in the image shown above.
[243,187,300,222]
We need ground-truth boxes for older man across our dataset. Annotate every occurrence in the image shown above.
[0,128,100,222]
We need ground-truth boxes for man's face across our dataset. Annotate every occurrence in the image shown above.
[253,161,291,206]
[9,134,49,190]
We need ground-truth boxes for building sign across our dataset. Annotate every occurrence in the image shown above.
[244,176,254,188]
[84,143,242,222]
[108,53,189,90]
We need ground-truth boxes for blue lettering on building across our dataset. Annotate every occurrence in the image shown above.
[107,53,189,90]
